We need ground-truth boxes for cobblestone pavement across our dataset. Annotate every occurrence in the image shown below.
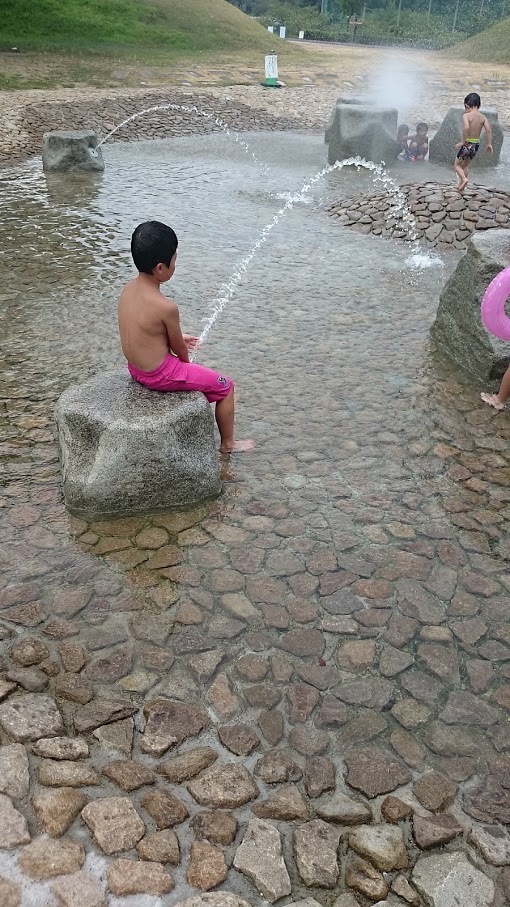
[1,132,510,905]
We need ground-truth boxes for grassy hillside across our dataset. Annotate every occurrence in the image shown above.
[447,16,510,64]
[1,0,277,53]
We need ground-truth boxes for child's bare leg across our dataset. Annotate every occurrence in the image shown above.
[481,364,510,410]
[215,387,254,453]
[455,159,468,191]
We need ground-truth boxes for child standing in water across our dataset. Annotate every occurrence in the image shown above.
[455,92,493,191]
[118,221,254,453]
[397,124,410,158]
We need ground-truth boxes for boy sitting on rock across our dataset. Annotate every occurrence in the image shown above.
[118,220,254,453]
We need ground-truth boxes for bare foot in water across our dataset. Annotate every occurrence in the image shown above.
[219,440,255,454]
[457,178,468,192]
[481,392,505,410]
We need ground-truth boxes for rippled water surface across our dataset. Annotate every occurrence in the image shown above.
[2,131,510,905]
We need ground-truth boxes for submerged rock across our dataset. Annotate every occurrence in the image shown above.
[42,130,105,172]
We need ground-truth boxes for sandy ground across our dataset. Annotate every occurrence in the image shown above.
[1,40,509,108]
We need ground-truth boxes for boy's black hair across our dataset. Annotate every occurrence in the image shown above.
[416,122,428,132]
[398,124,409,134]
[464,92,481,108]
[131,221,178,274]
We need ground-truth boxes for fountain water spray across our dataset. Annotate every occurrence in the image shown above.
[96,103,270,175]
[194,155,425,355]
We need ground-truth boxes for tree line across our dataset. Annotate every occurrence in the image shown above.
[226,0,508,46]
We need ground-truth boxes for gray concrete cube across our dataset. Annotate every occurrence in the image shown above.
[55,371,221,519]
[326,99,398,166]
[42,130,104,172]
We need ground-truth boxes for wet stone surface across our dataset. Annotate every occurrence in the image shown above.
[0,131,510,903]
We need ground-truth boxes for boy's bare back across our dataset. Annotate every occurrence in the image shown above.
[118,276,177,372]
[463,108,488,139]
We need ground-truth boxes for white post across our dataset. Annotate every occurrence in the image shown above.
[299,29,305,39]
[268,25,274,33]
[279,25,286,38]
[263,53,278,87]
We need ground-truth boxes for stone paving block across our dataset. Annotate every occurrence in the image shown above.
[52,870,106,907]
[188,763,259,808]
[107,858,174,896]
[412,852,495,906]
[81,796,145,853]
[32,788,87,837]
[234,817,291,902]
[18,837,85,879]
[0,794,31,847]
[0,693,63,741]
[0,744,30,799]
[294,819,341,887]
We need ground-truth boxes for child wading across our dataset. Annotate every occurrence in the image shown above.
[455,92,493,191]
[118,221,254,453]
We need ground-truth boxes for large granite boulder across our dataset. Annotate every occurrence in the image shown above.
[326,99,398,166]
[431,228,510,381]
[42,130,104,172]
[55,371,221,519]
[429,107,503,168]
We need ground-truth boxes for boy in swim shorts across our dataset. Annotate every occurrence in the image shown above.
[454,92,493,192]
[118,221,254,453]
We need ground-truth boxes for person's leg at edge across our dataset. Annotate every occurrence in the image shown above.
[481,363,510,410]
[214,386,255,454]
[454,156,468,191]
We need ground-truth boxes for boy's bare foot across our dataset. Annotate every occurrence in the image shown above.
[219,439,255,454]
[457,178,468,192]
[481,392,505,410]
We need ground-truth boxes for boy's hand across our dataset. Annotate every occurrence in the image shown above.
[487,143,494,154]
[183,334,201,350]
[454,142,462,149]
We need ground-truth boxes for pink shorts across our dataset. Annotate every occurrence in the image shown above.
[128,354,233,403]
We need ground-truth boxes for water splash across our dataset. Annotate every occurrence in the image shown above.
[194,155,422,353]
[95,103,269,175]
[406,251,444,269]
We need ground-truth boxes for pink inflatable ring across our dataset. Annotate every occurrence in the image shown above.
[481,267,510,341]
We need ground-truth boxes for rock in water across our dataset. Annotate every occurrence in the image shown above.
[429,107,503,167]
[431,228,510,381]
[42,130,105,172]
[326,97,397,166]
[55,371,221,519]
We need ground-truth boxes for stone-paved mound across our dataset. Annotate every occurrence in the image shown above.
[328,181,510,251]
